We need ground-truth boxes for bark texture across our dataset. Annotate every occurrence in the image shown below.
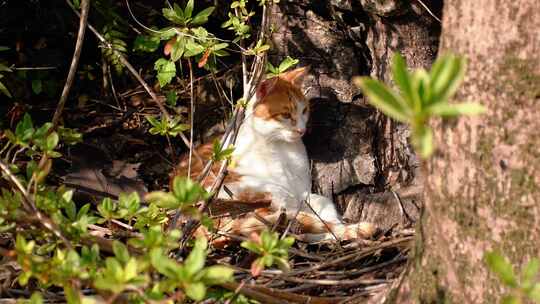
[270,0,441,230]
[396,1,540,302]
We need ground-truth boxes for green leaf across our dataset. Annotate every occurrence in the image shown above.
[112,241,130,264]
[173,3,184,18]
[184,238,207,277]
[29,292,44,304]
[150,248,181,279]
[185,282,206,301]
[184,0,194,19]
[0,80,12,98]
[124,258,138,280]
[77,203,91,219]
[166,91,178,106]
[522,258,540,286]
[0,63,12,72]
[528,283,540,302]
[192,7,215,25]
[145,191,178,209]
[273,257,291,272]
[64,285,81,304]
[281,236,295,248]
[158,27,177,40]
[200,265,234,285]
[266,62,278,75]
[171,176,207,204]
[170,36,186,62]
[485,251,518,288]
[428,102,487,117]
[32,79,42,95]
[154,58,176,87]
[146,116,161,128]
[46,133,59,151]
[133,35,161,52]
[184,40,205,57]
[277,56,299,73]
[241,240,263,255]
[501,295,520,304]
[64,200,77,220]
[391,53,416,109]
[430,54,466,104]
[261,230,278,251]
[412,69,431,107]
[163,6,185,25]
[355,77,410,122]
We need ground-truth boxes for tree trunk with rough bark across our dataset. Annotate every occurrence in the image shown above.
[395,1,540,302]
[270,0,441,231]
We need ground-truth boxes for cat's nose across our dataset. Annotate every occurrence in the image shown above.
[295,128,306,136]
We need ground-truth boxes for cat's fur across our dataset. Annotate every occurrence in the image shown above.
[172,67,375,243]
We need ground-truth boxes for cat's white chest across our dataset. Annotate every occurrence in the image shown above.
[230,128,311,207]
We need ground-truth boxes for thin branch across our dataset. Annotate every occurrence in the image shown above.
[10,66,58,71]
[416,0,442,23]
[67,0,208,167]
[65,0,170,122]
[187,59,195,177]
[52,0,90,128]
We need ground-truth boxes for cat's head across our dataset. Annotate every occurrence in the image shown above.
[251,67,309,142]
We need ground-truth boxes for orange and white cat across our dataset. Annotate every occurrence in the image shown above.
[173,67,375,242]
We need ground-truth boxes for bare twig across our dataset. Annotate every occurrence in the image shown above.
[391,190,414,225]
[52,0,90,128]
[10,66,57,71]
[187,59,195,177]
[416,0,442,23]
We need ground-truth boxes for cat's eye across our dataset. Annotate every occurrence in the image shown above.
[302,107,308,115]
[279,113,292,120]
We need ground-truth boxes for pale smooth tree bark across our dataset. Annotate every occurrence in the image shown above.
[394,0,540,302]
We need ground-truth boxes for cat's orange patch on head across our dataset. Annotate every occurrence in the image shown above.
[253,67,309,121]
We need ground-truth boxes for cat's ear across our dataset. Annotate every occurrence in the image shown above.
[256,77,278,100]
[281,66,309,86]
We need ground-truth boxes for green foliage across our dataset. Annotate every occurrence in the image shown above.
[222,0,254,42]
[133,35,161,53]
[212,139,235,161]
[241,230,294,276]
[3,114,81,162]
[146,176,210,212]
[1,131,233,303]
[355,53,486,158]
[138,0,232,87]
[150,238,234,301]
[145,115,189,137]
[0,0,281,300]
[97,192,141,224]
[102,25,128,74]
[162,0,215,27]
[244,39,271,56]
[154,58,177,87]
[266,56,299,78]
[485,251,540,303]
[165,90,179,106]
